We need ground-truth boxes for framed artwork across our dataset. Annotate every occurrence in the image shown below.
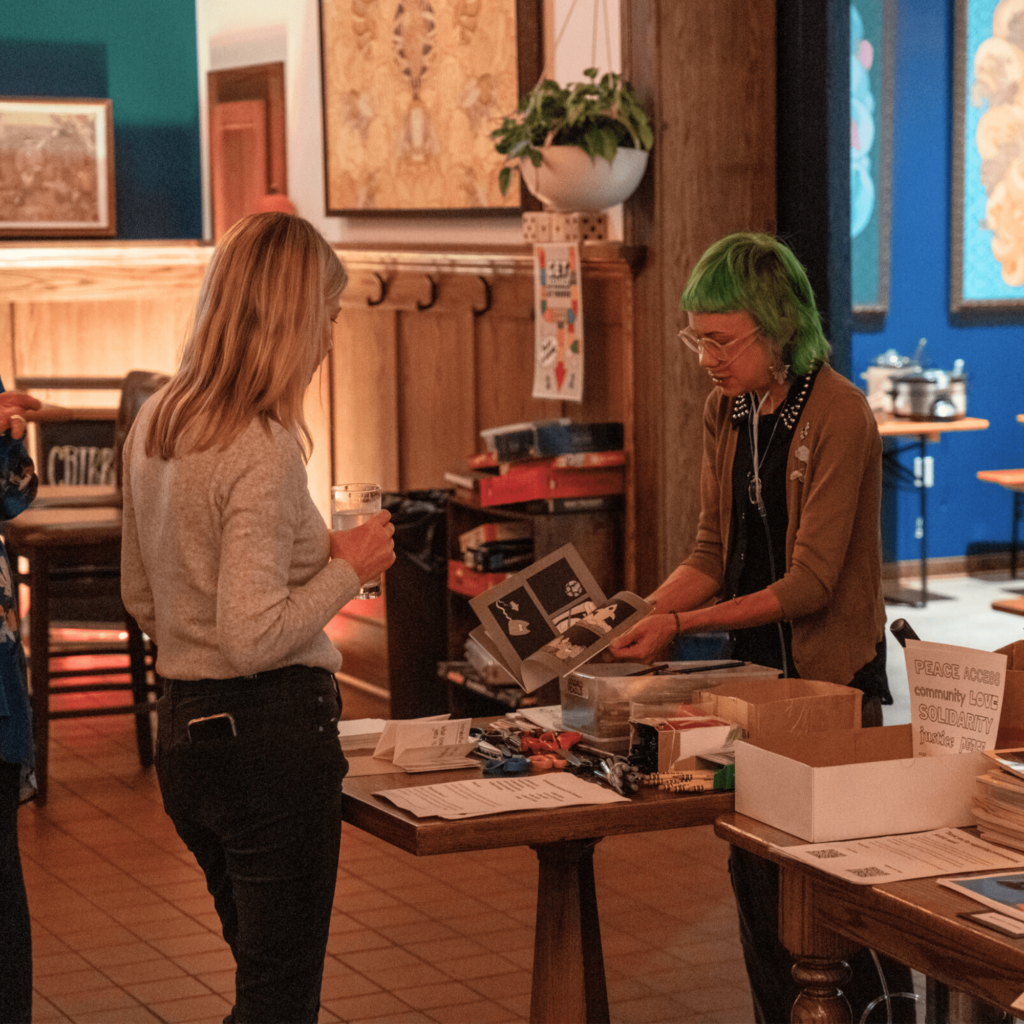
[851,0,894,329]
[952,0,1024,322]
[318,0,541,214]
[0,97,115,238]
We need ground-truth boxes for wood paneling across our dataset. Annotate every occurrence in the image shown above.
[331,306,400,492]
[623,0,776,594]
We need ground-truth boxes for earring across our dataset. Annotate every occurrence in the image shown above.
[772,362,790,384]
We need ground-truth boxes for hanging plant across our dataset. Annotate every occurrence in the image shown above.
[491,69,654,196]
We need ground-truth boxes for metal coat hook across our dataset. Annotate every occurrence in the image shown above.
[473,277,492,317]
[367,273,387,306]
[416,276,437,311]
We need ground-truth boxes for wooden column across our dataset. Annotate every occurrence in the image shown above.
[621,0,777,594]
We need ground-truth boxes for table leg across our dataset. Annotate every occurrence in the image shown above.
[780,867,857,1024]
[529,838,609,1024]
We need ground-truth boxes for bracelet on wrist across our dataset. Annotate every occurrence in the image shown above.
[672,611,681,639]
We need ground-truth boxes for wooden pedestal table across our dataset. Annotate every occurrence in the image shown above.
[876,415,989,607]
[715,812,1021,1024]
[341,753,734,1024]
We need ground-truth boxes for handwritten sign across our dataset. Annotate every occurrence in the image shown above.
[905,639,1007,756]
[532,242,583,402]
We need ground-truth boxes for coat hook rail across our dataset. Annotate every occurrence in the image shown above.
[416,276,437,311]
[473,276,492,317]
[367,272,387,306]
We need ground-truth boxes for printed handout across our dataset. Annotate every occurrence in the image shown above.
[939,869,1024,923]
[773,827,1024,885]
[375,772,630,820]
[469,544,651,692]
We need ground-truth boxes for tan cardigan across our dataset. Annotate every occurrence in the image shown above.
[683,363,886,686]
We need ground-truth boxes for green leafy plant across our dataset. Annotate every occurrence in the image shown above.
[491,68,654,196]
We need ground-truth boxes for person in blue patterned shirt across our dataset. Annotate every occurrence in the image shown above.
[0,380,42,1024]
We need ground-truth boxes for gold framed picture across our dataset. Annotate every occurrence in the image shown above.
[0,97,116,238]
[318,0,541,214]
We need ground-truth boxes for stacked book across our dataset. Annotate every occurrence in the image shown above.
[448,520,534,597]
[444,419,626,513]
[973,749,1024,851]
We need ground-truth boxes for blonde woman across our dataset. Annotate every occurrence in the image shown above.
[121,213,395,1023]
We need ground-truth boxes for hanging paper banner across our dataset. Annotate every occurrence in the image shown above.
[532,242,584,402]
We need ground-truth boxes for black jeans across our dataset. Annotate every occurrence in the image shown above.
[156,667,346,1024]
[0,759,31,1024]
[728,695,915,1024]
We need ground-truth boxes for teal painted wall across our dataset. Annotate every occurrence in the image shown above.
[1,0,202,238]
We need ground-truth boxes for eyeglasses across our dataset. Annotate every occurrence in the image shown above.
[678,324,761,364]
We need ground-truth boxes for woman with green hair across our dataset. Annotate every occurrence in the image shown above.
[612,232,913,1022]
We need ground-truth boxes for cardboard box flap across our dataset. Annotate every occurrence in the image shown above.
[743,724,913,768]
[995,641,1024,748]
[696,678,860,739]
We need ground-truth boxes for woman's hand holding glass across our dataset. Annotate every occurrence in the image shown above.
[609,612,679,664]
[329,509,396,588]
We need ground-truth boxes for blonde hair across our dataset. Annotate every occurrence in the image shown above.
[146,212,347,460]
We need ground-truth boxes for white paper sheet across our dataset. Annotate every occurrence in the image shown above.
[375,772,629,820]
[772,827,1024,885]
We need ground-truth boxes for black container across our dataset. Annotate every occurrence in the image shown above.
[383,490,451,719]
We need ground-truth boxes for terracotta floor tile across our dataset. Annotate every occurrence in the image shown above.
[321,991,415,1021]
[405,936,489,964]
[146,993,233,1023]
[47,987,142,1018]
[149,931,229,958]
[609,992,697,1023]
[59,923,139,952]
[348,1012,434,1024]
[433,952,521,981]
[326,927,393,955]
[318,971,383,1001]
[195,967,236,995]
[28,994,71,1023]
[127,915,209,941]
[377,920,461,946]
[422,997,519,1023]
[124,974,213,1004]
[103,957,188,986]
[32,968,113,999]
[81,941,165,969]
[465,970,533,1000]
[74,1005,162,1024]
[348,904,431,929]
[32,950,95,978]
[172,947,237,975]
[392,980,482,1010]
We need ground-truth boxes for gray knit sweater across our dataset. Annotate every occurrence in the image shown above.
[121,397,359,680]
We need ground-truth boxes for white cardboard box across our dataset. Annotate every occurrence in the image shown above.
[735,724,990,842]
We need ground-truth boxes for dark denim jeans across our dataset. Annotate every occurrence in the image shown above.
[156,667,346,1024]
[0,759,31,1024]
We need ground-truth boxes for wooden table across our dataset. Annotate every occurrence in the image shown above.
[715,812,1022,1023]
[875,415,990,607]
[342,752,734,1024]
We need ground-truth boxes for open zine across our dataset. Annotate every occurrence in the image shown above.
[468,543,651,693]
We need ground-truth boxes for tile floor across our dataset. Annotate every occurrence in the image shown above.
[18,572,1024,1024]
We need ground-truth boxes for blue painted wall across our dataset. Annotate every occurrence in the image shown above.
[851,0,1024,564]
[0,1,201,239]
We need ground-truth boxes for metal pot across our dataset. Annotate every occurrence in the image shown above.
[890,370,966,420]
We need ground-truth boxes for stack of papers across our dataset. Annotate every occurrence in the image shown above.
[973,749,1024,851]
[376,772,629,820]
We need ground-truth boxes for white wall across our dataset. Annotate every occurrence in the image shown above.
[195,0,621,244]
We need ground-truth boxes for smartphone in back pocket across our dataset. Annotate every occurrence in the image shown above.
[187,713,237,743]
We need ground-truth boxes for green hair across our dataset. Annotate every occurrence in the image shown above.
[679,233,831,376]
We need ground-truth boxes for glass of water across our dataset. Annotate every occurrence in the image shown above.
[331,483,382,599]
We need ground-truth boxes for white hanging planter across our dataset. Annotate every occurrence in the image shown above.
[518,145,649,212]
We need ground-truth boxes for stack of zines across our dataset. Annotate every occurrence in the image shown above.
[972,749,1024,851]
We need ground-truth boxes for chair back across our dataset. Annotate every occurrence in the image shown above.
[113,371,169,488]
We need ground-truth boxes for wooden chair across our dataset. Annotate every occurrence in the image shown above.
[4,371,168,803]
